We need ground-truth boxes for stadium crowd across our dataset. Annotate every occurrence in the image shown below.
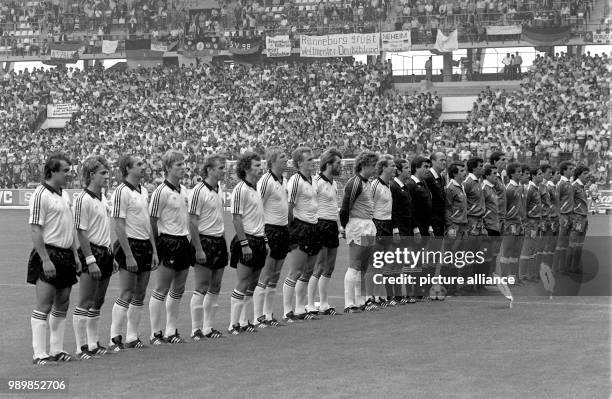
[465,51,610,179]
[0,50,610,190]
[0,0,596,54]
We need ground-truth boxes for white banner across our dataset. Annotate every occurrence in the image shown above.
[381,31,412,52]
[151,42,168,52]
[485,25,522,35]
[102,40,118,54]
[50,49,77,59]
[591,32,611,43]
[300,33,380,57]
[434,29,458,52]
[47,103,79,119]
[266,35,291,57]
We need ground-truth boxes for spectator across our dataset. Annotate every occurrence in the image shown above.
[502,52,512,79]
[425,56,433,81]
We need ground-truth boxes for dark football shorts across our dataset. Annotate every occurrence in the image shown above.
[265,224,290,260]
[230,234,267,270]
[27,245,78,289]
[289,218,321,256]
[78,243,114,279]
[113,238,154,273]
[196,235,228,270]
[317,219,339,249]
[157,234,194,271]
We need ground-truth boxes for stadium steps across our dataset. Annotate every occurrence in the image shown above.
[393,80,522,97]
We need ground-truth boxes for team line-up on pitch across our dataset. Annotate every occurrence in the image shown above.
[372,248,487,269]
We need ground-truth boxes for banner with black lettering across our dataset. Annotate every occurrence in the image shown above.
[300,33,380,57]
[266,35,291,57]
[585,31,611,44]
[381,31,411,52]
[47,41,83,64]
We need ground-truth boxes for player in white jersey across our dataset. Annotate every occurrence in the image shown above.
[109,155,159,351]
[370,155,398,308]
[253,147,289,328]
[28,153,81,365]
[148,150,193,345]
[228,152,270,335]
[282,147,322,323]
[308,148,343,316]
[72,156,116,359]
[189,154,228,340]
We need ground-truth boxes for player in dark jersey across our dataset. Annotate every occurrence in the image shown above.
[568,165,590,274]
[340,151,379,313]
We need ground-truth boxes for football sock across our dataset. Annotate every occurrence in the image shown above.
[190,291,205,334]
[282,278,296,316]
[73,307,88,353]
[229,290,245,330]
[149,290,166,338]
[126,299,144,343]
[202,291,218,334]
[31,310,49,359]
[318,275,330,311]
[253,282,266,321]
[295,277,308,314]
[263,283,277,320]
[307,275,319,311]
[240,290,254,327]
[86,309,101,351]
[344,268,356,308]
[165,289,183,337]
[49,308,67,356]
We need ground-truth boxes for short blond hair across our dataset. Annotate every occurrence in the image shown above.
[162,150,185,173]
[202,154,226,178]
[81,155,109,187]
[291,146,312,169]
[266,147,286,165]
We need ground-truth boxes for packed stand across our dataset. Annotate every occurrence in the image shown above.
[0,52,609,190]
[465,51,611,181]
[0,60,402,189]
[0,0,189,55]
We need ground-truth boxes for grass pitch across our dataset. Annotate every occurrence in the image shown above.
[0,210,609,399]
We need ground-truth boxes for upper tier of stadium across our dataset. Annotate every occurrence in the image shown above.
[0,0,607,56]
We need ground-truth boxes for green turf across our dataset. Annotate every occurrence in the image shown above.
[0,210,609,399]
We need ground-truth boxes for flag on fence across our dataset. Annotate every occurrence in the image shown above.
[47,41,83,64]
[521,26,571,46]
[125,38,163,60]
[434,29,458,53]
[102,40,118,54]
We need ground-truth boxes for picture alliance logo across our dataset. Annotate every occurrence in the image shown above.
[372,248,487,269]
